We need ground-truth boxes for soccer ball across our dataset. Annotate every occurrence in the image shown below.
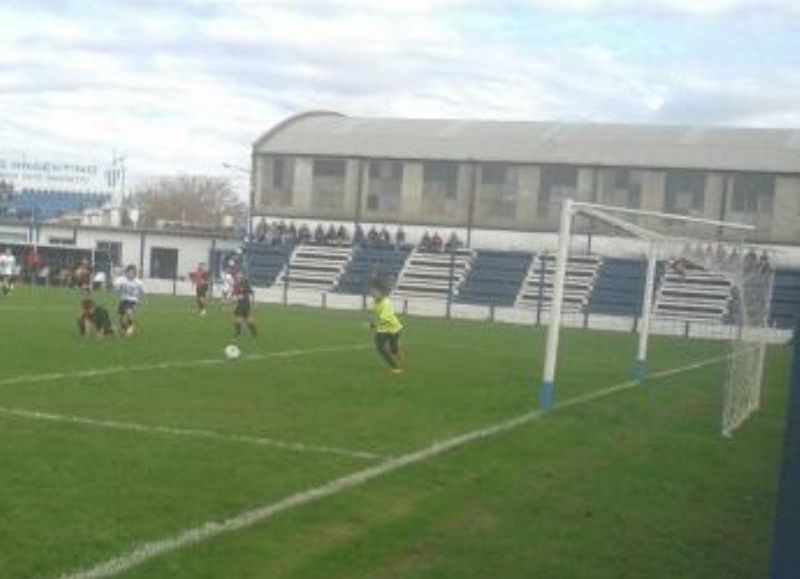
[224,344,241,361]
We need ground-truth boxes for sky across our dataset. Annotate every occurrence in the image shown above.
[0,0,798,188]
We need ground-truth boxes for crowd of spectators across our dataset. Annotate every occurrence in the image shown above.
[254,219,351,246]
[252,219,466,252]
[677,243,772,275]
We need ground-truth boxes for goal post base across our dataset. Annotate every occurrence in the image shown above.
[633,359,648,380]
[540,380,555,410]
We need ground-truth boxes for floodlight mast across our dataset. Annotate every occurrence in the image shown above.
[539,200,755,411]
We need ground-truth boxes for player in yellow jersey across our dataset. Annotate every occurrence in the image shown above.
[370,278,404,374]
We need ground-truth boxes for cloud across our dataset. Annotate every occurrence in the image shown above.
[0,0,798,194]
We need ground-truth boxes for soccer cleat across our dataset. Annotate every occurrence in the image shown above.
[390,368,404,376]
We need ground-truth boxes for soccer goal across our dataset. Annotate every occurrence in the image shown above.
[540,199,774,437]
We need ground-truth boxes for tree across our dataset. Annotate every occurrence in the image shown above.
[130,175,246,229]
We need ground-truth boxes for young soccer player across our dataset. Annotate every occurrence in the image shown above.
[75,259,93,294]
[76,299,114,338]
[232,272,257,338]
[191,262,211,316]
[0,247,16,296]
[114,265,144,335]
[370,278,404,374]
[221,269,234,302]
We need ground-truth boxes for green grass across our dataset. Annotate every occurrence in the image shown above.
[0,286,789,578]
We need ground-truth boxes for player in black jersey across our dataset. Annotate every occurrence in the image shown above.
[77,299,114,338]
[232,273,257,338]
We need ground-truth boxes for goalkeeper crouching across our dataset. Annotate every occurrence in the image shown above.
[370,278,404,375]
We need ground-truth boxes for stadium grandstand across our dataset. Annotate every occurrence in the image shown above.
[243,112,800,329]
[0,156,118,223]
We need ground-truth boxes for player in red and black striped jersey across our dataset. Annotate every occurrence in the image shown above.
[232,272,257,338]
[190,262,211,316]
[77,299,114,338]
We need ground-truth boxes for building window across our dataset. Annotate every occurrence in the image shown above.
[149,247,178,279]
[665,170,705,214]
[312,158,347,211]
[259,156,294,208]
[731,173,774,214]
[478,163,518,220]
[367,160,403,214]
[423,162,458,200]
[539,165,578,218]
[48,237,75,246]
[599,168,642,209]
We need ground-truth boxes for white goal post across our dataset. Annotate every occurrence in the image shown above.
[540,199,769,436]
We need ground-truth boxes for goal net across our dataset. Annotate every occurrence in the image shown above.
[540,200,774,437]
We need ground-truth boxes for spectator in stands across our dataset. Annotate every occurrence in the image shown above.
[431,231,443,252]
[288,222,298,243]
[379,226,391,247]
[758,250,771,273]
[421,231,432,252]
[354,224,365,246]
[445,232,463,252]
[726,247,741,268]
[299,223,311,243]
[336,224,349,244]
[314,223,325,245]
[277,220,287,236]
[714,243,727,263]
[367,226,379,245]
[256,219,267,242]
[326,224,337,245]
[395,226,406,247]
[744,248,758,272]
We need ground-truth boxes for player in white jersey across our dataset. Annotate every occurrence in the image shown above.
[114,265,144,335]
[0,247,16,296]
[221,270,234,301]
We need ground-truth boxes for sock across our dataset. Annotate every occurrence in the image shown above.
[234,322,242,336]
[247,322,258,337]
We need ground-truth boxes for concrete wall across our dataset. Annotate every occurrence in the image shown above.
[252,153,800,244]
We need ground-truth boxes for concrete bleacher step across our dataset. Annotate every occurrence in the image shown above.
[276,244,354,290]
[392,247,475,301]
[516,253,602,311]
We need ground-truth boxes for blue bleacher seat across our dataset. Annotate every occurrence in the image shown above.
[771,269,800,328]
[589,257,654,316]
[336,245,412,294]
[7,189,110,221]
[244,242,294,287]
[456,250,533,307]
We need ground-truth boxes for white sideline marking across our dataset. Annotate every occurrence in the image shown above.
[0,343,370,387]
[0,407,379,461]
[56,353,729,579]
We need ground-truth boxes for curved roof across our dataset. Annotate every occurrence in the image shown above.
[254,112,800,174]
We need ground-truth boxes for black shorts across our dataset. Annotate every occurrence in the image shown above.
[375,332,401,354]
[196,283,209,298]
[118,300,138,316]
[234,299,251,318]
[93,309,114,335]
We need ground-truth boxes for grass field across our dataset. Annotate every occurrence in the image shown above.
[0,286,790,579]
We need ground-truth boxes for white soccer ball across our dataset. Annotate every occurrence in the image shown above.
[224,344,241,361]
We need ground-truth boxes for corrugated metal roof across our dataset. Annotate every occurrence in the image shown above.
[253,112,800,174]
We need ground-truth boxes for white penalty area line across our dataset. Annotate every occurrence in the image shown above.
[0,343,371,388]
[0,406,380,461]
[56,352,730,579]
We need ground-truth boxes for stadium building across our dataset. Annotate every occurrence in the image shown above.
[251,111,800,244]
